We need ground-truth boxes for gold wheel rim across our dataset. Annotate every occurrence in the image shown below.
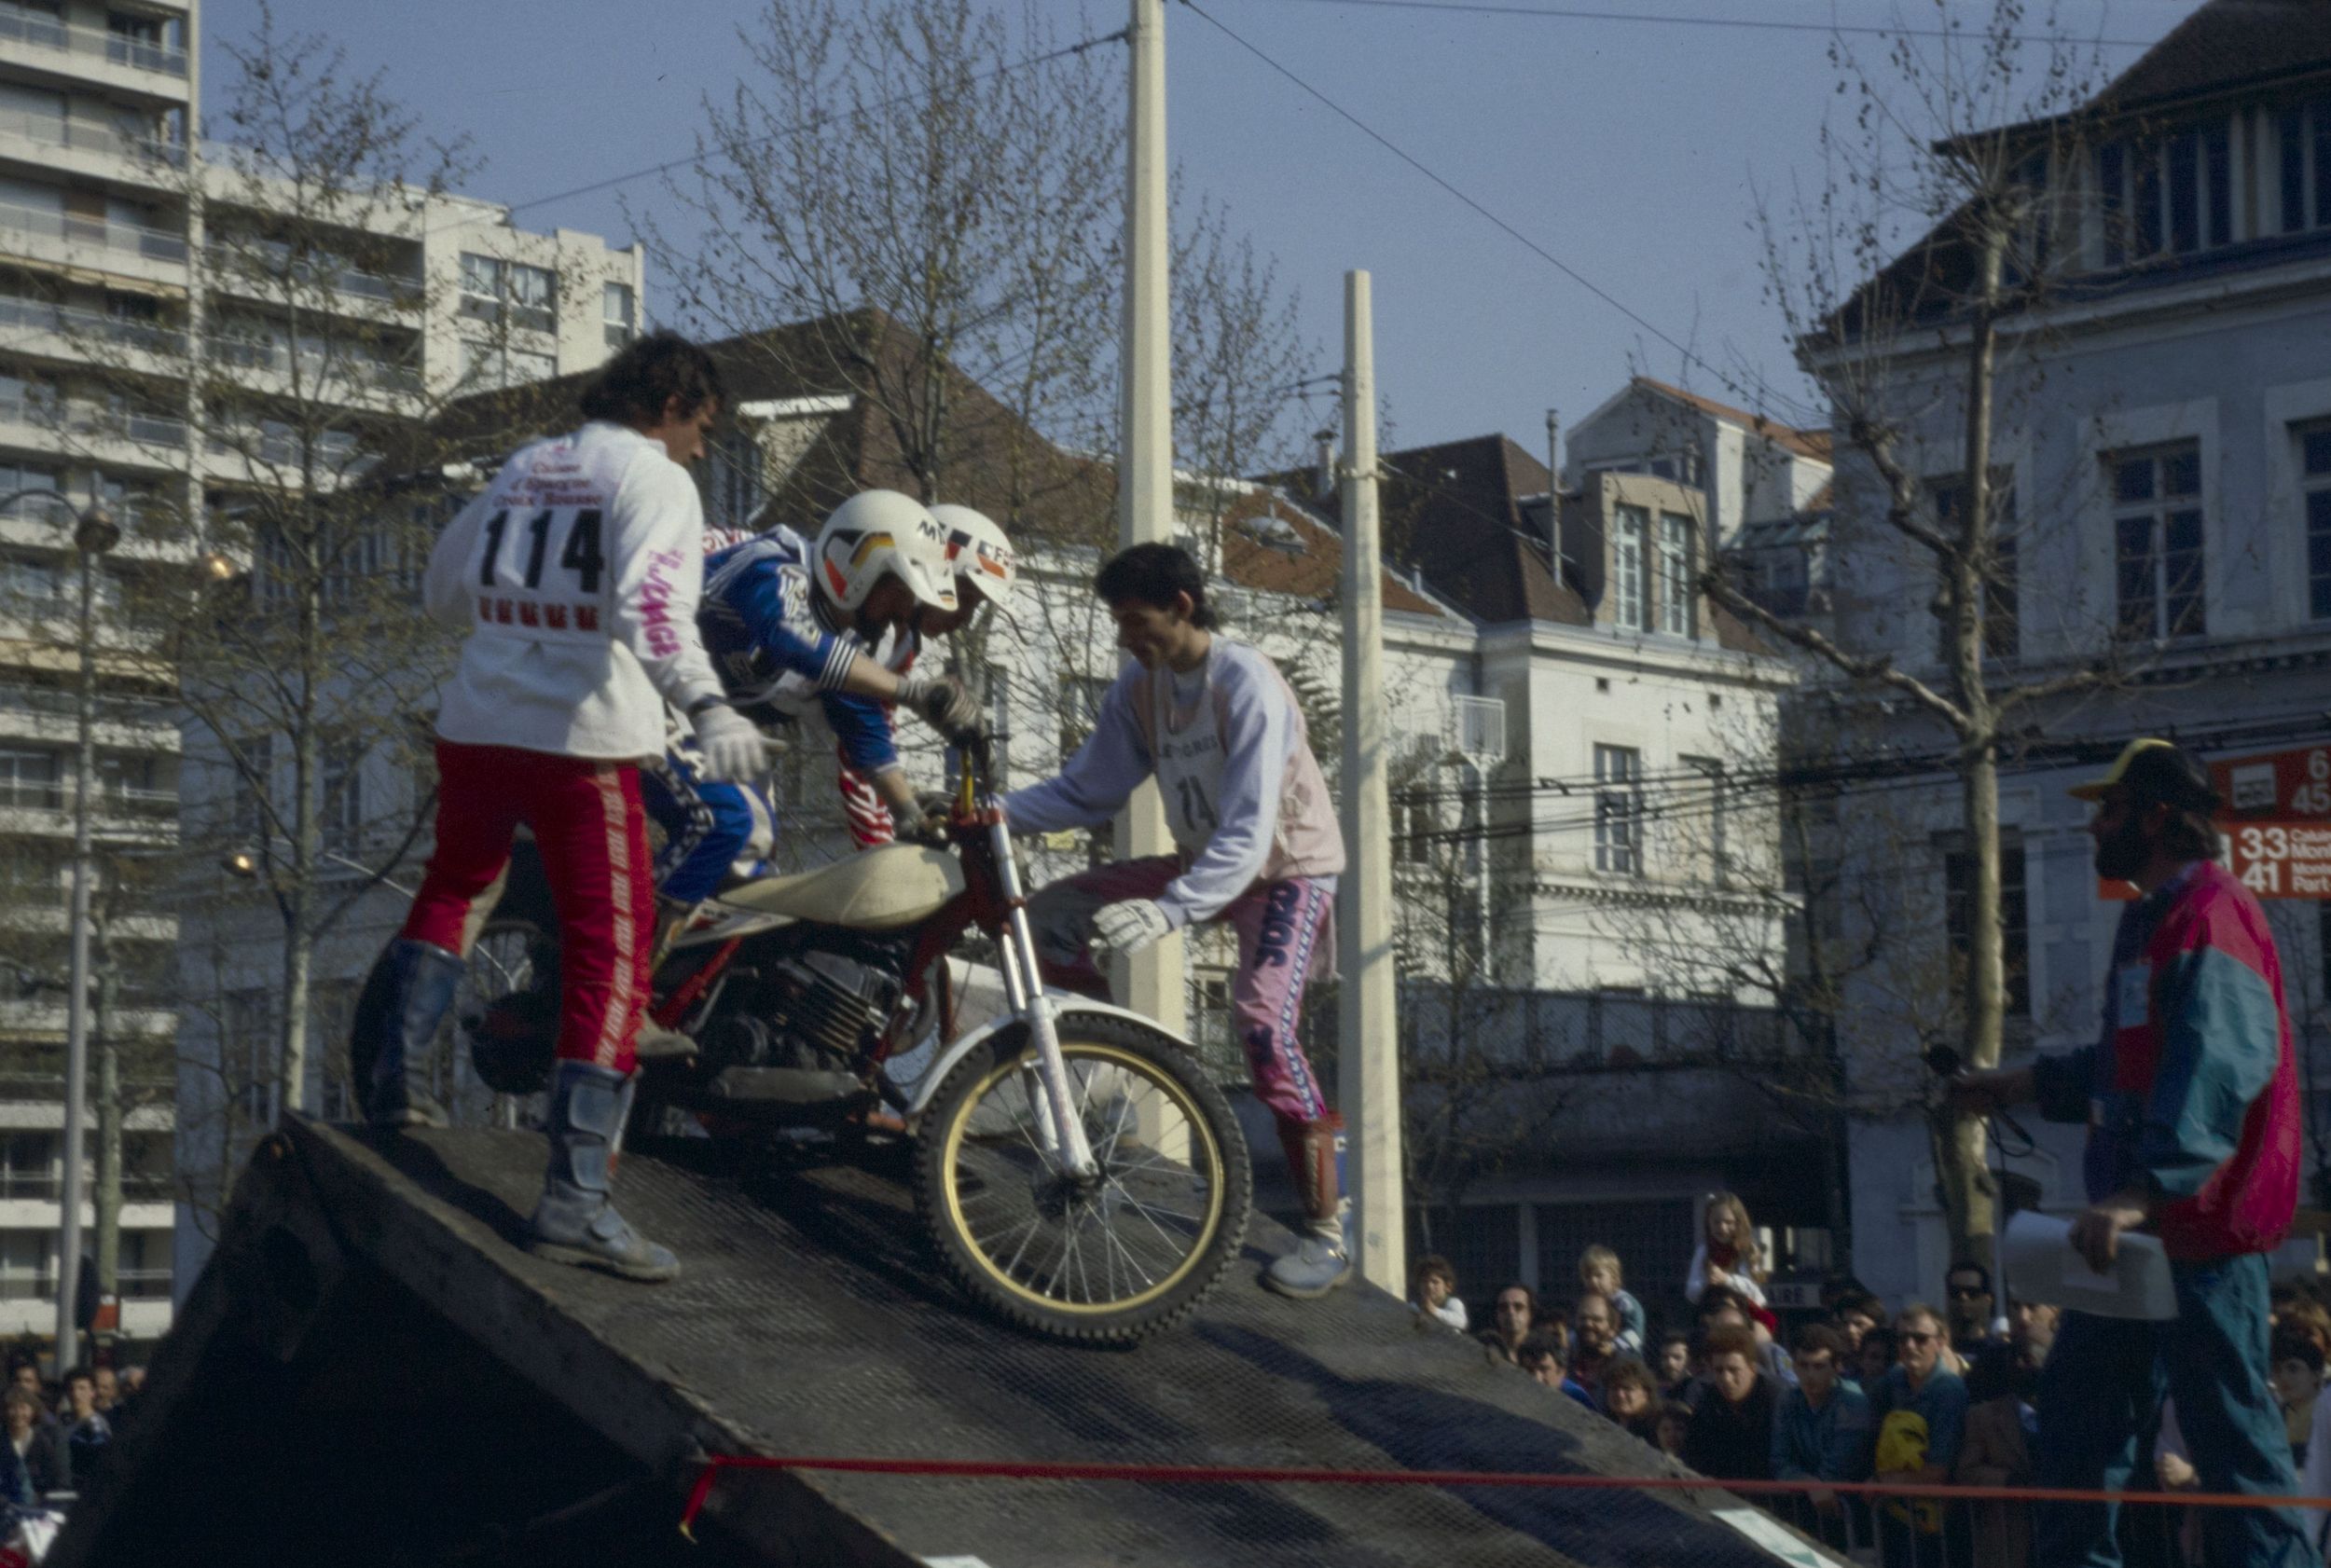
[937,1040,1226,1316]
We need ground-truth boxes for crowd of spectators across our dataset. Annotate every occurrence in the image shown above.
[1,1353,142,1511]
[1400,1190,2331,1566]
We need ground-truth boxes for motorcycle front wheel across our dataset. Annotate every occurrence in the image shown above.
[913,1013,1252,1344]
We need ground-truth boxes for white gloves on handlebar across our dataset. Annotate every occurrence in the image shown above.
[1090,899,1173,964]
[897,670,986,747]
[691,703,768,783]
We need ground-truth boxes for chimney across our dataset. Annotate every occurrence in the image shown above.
[1542,407,1564,557]
[1545,406,1562,493]
[1313,428,1337,503]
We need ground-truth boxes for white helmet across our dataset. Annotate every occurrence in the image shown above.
[930,503,1017,615]
[813,490,957,615]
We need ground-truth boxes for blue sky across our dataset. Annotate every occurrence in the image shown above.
[200,0,2189,452]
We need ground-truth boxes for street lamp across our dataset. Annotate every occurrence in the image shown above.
[0,488,119,1379]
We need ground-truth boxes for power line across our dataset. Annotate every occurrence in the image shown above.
[1249,0,2160,48]
[1175,0,1799,420]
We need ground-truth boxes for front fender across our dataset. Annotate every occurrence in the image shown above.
[901,998,1197,1122]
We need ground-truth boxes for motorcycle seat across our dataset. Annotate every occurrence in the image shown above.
[714,844,965,930]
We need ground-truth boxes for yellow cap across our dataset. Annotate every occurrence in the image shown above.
[2067,737,2218,812]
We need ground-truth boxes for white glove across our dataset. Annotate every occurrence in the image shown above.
[897,670,986,746]
[691,703,767,783]
[1090,899,1172,963]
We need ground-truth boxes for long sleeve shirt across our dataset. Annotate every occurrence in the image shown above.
[698,527,902,774]
[426,420,725,759]
[1002,640,1343,928]
[2031,860,2300,1259]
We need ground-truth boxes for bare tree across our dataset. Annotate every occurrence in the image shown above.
[1704,5,2127,1266]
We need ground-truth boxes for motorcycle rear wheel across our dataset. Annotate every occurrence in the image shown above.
[913,1013,1251,1344]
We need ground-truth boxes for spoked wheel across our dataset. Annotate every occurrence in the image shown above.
[458,916,559,1097]
[913,1013,1251,1344]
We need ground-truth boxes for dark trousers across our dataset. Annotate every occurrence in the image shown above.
[2034,1251,2310,1568]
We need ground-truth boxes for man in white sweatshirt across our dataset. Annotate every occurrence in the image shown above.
[1001,543,1352,1299]
[349,332,766,1283]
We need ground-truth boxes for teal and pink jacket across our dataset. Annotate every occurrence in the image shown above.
[2032,860,2300,1261]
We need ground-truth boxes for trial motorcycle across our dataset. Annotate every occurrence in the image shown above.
[458,743,1252,1344]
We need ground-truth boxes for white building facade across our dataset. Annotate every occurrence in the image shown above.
[1813,0,2331,1307]
[0,0,639,1344]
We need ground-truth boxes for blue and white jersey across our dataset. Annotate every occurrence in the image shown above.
[697,525,905,774]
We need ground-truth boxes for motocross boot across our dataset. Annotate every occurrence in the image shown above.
[1264,1114,1352,1300]
[632,898,697,1061]
[350,938,462,1128]
[527,1061,680,1283]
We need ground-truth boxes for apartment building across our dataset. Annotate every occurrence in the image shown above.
[1,0,640,1344]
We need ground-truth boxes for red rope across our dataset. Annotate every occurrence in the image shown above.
[677,1453,2331,1537]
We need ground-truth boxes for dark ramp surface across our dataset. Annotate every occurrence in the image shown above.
[54,1117,1804,1567]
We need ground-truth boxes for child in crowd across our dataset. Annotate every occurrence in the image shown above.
[1654,1400,1694,1457]
[2271,1330,2324,1466]
[1412,1254,1468,1332]
[1686,1191,1768,1309]
[1579,1245,1647,1355]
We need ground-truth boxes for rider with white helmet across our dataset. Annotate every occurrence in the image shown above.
[638,489,985,974]
[832,502,1019,847]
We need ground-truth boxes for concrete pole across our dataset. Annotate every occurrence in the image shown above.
[1337,271,1404,1294]
[1114,0,1184,1036]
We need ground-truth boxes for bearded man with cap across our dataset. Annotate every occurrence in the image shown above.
[1952,737,2309,1568]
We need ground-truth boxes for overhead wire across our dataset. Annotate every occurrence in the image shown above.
[1248,0,2159,48]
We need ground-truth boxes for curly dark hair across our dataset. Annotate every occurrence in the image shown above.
[1093,542,1221,629]
[577,329,725,427]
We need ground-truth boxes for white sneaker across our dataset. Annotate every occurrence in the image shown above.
[1263,1227,1351,1300]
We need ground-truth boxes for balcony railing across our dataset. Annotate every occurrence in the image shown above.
[0,7,190,76]
[0,109,187,169]
[0,681,174,727]
[216,337,421,394]
[206,241,419,306]
[0,392,187,449]
[0,294,186,356]
[0,200,187,264]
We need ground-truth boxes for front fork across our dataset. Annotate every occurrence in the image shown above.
[985,814,1098,1180]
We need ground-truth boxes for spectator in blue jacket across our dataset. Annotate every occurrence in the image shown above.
[1772,1324,1873,1552]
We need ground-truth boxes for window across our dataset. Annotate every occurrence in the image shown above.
[322,738,365,857]
[457,339,555,391]
[1593,744,1642,875]
[2267,97,2331,237]
[310,981,356,1120]
[1611,505,1647,632]
[2304,423,2331,621]
[226,988,274,1125]
[602,282,635,349]
[507,262,555,332]
[458,253,503,320]
[0,842,62,906]
[1657,511,1693,636]
[233,732,273,845]
[2096,117,2242,264]
[458,253,555,332]
[1684,755,1727,886]
[0,746,60,809]
[1943,832,2030,1019]
[1393,781,1436,866]
[1930,475,2020,659]
[98,751,161,816]
[2112,445,2205,640]
[0,1133,55,1200]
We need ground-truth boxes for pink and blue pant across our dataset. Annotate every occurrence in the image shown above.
[1027,856,1334,1133]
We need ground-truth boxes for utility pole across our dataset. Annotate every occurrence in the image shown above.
[1114,0,1184,1035]
[1337,270,1403,1294]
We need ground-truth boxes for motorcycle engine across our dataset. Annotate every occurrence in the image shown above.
[712,937,909,1074]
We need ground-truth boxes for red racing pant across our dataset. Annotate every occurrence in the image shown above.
[402,740,653,1074]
